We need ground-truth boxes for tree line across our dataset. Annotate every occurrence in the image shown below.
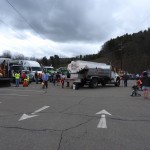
[1,28,150,73]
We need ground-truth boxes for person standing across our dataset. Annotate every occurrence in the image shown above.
[22,72,26,82]
[66,71,70,87]
[42,71,49,88]
[123,72,128,87]
[35,71,38,84]
[56,72,60,86]
[15,71,20,87]
[53,73,56,86]
[141,71,150,99]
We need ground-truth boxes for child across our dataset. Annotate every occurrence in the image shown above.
[131,82,141,96]
[61,73,66,88]
[137,79,142,91]
[23,78,28,87]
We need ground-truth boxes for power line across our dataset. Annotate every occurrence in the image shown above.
[0,19,24,37]
[5,0,35,32]
[5,0,58,35]
[4,0,60,58]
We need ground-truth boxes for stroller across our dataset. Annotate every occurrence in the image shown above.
[131,85,141,96]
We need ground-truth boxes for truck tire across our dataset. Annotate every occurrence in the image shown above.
[80,82,84,87]
[89,78,98,88]
[115,78,120,87]
[101,81,106,87]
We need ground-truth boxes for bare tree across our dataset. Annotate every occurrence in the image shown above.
[12,54,25,60]
[1,50,12,58]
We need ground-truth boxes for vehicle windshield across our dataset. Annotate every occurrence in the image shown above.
[11,66,24,71]
[31,67,42,71]
[46,68,54,71]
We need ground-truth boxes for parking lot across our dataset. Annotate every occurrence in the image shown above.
[0,80,150,150]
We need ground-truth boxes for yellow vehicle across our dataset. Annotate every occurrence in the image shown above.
[0,58,12,86]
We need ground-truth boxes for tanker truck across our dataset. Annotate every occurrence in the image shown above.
[67,60,120,88]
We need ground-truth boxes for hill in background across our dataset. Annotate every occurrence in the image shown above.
[97,28,150,73]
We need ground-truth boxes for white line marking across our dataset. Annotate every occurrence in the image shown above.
[0,89,44,93]
[0,94,29,96]
[31,106,50,115]
[97,114,107,128]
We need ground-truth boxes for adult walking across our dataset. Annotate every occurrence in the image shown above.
[141,71,150,99]
[42,71,49,88]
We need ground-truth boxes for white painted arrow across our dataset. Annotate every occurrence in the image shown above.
[19,114,38,121]
[96,109,112,128]
[31,106,50,115]
[19,106,50,121]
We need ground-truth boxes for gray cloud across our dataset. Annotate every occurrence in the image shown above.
[0,0,150,58]
[1,0,123,42]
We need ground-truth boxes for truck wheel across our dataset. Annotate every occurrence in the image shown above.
[101,81,106,87]
[89,78,98,88]
[80,82,84,87]
[115,78,120,87]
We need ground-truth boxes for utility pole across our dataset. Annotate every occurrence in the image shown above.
[119,43,123,71]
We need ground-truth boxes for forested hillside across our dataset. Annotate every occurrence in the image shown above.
[98,28,150,73]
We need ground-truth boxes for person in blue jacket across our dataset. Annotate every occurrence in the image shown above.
[42,71,49,88]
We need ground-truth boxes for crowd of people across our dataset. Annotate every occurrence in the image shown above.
[118,71,150,99]
[14,70,68,89]
[14,69,150,99]
[14,71,30,87]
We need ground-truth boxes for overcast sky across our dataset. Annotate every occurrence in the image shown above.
[0,0,150,58]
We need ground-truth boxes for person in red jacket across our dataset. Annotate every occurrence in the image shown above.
[22,72,26,82]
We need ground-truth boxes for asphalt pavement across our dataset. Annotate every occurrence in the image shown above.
[0,80,150,150]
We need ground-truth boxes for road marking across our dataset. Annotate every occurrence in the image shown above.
[96,109,112,128]
[0,89,43,93]
[19,106,50,121]
[0,94,29,96]
[31,106,50,115]
[19,114,38,121]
